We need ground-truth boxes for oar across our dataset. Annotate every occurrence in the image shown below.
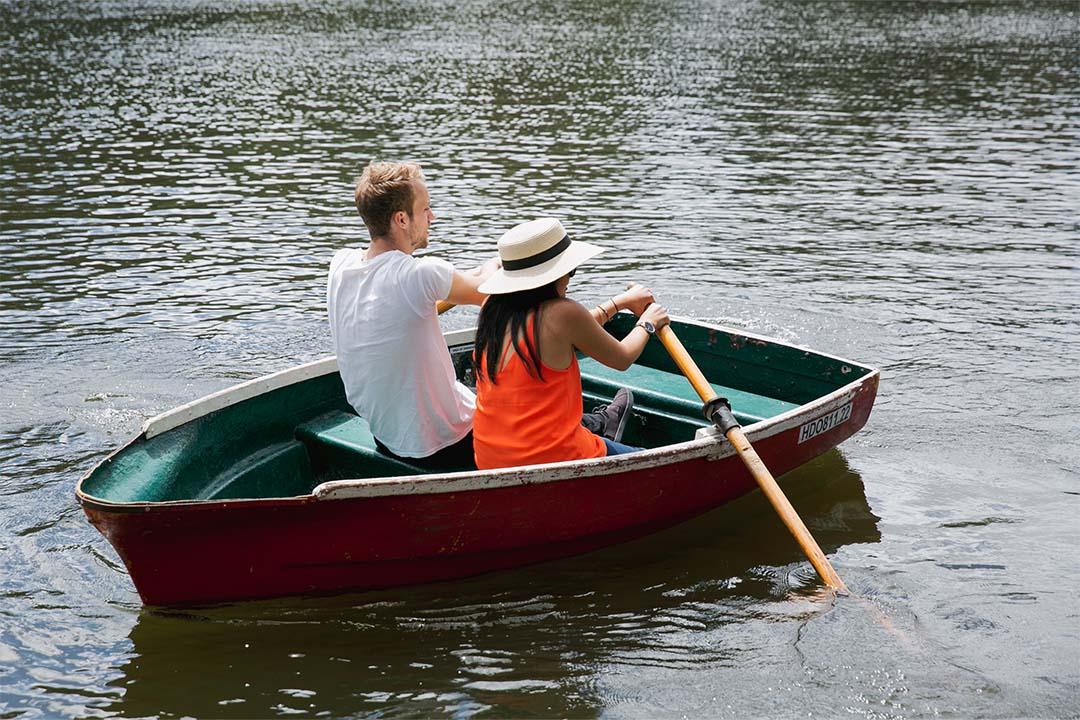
[655,323,849,594]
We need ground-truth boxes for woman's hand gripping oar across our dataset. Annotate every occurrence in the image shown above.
[654,320,849,594]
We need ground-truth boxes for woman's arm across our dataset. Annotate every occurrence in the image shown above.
[554,300,670,371]
[589,284,656,325]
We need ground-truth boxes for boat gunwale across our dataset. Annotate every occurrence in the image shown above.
[138,327,480,440]
[309,370,875,500]
[76,317,879,511]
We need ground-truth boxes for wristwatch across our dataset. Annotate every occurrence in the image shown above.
[635,319,656,335]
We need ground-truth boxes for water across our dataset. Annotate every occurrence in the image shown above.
[2,0,1078,716]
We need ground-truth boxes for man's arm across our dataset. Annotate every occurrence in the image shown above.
[445,256,501,306]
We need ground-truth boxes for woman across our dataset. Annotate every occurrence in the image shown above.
[472,218,670,470]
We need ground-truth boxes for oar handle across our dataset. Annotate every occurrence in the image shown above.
[654,324,848,593]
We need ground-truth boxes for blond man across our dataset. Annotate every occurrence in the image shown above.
[327,162,498,470]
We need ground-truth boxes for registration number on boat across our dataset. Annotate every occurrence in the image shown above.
[797,403,853,444]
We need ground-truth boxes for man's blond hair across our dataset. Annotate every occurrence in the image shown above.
[354,161,425,238]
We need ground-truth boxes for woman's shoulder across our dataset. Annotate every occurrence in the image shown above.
[539,298,591,339]
[540,297,586,319]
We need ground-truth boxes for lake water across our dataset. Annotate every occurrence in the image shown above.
[2,0,1078,717]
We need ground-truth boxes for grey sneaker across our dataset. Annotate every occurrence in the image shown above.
[587,388,634,443]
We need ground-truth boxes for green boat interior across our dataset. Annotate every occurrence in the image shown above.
[81,316,872,504]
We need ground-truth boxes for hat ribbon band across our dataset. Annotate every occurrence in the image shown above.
[502,235,571,271]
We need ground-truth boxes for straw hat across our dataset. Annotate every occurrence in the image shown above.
[478,218,604,295]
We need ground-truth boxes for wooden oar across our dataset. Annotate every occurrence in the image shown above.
[655,323,849,594]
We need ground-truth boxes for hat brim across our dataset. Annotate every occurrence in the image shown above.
[478,241,605,295]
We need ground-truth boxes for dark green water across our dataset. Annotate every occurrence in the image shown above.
[2,0,1078,717]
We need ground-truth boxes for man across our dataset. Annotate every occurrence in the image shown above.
[328,161,496,470]
[328,161,641,472]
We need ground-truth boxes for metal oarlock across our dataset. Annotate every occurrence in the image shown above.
[702,396,740,434]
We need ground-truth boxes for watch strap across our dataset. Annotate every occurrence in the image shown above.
[635,319,656,335]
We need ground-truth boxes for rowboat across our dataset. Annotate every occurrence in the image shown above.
[77,314,879,606]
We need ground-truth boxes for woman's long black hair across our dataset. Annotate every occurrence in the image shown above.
[474,280,561,384]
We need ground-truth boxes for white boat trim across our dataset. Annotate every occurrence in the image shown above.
[312,430,735,501]
[142,327,480,440]
[143,356,339,440]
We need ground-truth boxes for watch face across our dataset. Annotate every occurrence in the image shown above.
[641,320,656,334]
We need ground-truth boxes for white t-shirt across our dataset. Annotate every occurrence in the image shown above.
[327,249,475,458]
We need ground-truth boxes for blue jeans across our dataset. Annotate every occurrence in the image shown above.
[603,438,642,456]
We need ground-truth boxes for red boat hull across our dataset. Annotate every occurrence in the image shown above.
[82,376,876,606]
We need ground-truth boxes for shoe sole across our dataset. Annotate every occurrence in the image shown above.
[613,389,634,443]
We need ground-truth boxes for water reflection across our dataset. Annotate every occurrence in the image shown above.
[106,451,877,717]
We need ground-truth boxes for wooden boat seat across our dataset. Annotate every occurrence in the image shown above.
[578,357,797,426]
[295,411,440,479]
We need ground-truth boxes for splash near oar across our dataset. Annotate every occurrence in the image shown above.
[654,322,849,594]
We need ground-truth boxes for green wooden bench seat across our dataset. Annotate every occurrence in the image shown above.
[578,357,797,426]
[296,411,430,479]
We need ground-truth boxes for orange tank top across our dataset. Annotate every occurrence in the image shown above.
[473,318,606,470]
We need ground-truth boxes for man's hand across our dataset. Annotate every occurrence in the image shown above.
[448,255,502,307]
[463,255,501,280]
[473,255,502,281]
[615,283,656,317]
